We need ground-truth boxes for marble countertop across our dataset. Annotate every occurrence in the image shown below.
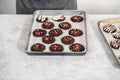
[0,15,120,80]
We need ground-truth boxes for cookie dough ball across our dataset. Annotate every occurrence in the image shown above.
[71,16,83,22]
[61,36,75,45]
[70,43,85,52]
[69,29,83,36]
[42,35,55,44]
[103,24,116,33]
[49,28,63,37]
[59,22,71,30]
[110,40,120,49]
[113,31,120,39]
[33,29,47,37]
[50,44,64,52]
[31,43,45,51]
[42,21,54,29]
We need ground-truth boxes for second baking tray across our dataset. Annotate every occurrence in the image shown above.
[27,10,87,55]
[98,18,120,64]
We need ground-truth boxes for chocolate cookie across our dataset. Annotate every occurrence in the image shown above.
[50,44,64,52]
[42,35,55,44]
[33,29,47,37]
[70,43,85,52]
[110,40,120,49]
[113,31,120,39]
[49,28,63,37]
[52,15,65,21]
[69,29,83,36]
[36,15,48,22]
[31,43,45,51]
[103,24,116,33]
[42,21,54,29]
[59,22,71,30]
[61,36,75,45]
[71,16,83,22]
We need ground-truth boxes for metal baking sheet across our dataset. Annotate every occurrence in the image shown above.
[98,18,120,64]
[27,10,87,55]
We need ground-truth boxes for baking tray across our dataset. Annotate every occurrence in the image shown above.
[26,10,87,55]
[98,18,120,64]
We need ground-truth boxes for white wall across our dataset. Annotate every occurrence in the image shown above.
[77,0,120,14]
[0,0,120,14]
[0,0,16,14]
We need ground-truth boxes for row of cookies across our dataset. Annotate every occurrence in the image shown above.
[36,15,83,22]
[31,43,85,52]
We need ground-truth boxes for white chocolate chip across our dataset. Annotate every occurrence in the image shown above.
[53,15,65,21]
[37,15,47,22]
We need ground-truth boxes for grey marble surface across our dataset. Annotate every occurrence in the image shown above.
[0,15,120,80]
